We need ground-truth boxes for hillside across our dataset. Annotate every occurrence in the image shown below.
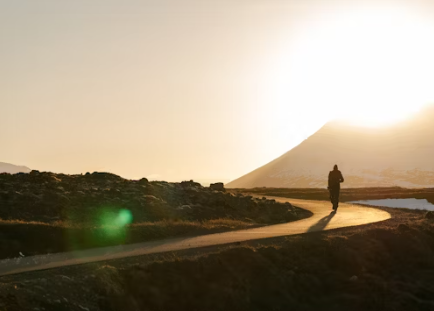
[227,105,434,188]
[2,204,433,311]
[0,162,30,174]
[0,171,310,259]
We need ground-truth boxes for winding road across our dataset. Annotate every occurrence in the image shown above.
[0,197,390,277]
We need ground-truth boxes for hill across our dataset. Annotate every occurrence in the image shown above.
[0,162,31,174]
[227,105,434,188]
[0,171,310,259]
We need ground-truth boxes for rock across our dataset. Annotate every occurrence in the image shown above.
[138,177,149,184]
[88,172,121,181]
[210,182,225,192]
[425,211,434,219]
[398,223,410,232]
[59,275,73,281]
[177,205,191,210]
[143,195,161,202]
[110,188,121,194]
[349,275,358,282]
[181,180,202,188]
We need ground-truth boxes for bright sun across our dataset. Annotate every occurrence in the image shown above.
[283,4,434,127]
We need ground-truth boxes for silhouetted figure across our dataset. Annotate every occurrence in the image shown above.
[328,164,344,211]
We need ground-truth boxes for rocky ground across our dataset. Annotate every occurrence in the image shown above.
[0,171,311,259]
[1,203,433,311]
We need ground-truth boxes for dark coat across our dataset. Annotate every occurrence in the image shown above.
[328,170,344,189]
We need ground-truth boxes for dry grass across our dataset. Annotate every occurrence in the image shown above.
[131,218,256,230]
[0,218,54,226]
[0,217,256,229]
[0,217,258,259]
[231,187,434,204]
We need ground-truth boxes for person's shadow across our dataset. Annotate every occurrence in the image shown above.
[307,211,336,232]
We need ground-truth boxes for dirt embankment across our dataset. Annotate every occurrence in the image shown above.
[1,206,433,311]
[231,187,434,204]
[0,172,311,259]
[98,208,434,311]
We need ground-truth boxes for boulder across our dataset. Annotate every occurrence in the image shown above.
[284,202,293,210]
[88,172,121,181]
[138,178,149,184]
[425,211,434,219]
[210,182,225,192]
[180,180,202,188]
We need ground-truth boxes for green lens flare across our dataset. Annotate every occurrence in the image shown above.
[100,208,133,237]
[66,207,134,254]
[116,209,133,226]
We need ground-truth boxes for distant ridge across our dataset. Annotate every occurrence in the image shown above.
[227,105,434,188]
[0,162,31,174]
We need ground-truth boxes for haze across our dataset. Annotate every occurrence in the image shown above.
[2,0,434,182]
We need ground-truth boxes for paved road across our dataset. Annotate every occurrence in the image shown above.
[0,197,390,277]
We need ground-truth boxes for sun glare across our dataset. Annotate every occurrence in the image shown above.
[282,5,434,127]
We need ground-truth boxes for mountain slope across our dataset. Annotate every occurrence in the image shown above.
[227,106,434,188]
[0,162,31,174]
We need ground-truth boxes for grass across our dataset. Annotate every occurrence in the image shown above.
[0,217,258,259]
[0,217,255,229]
[131,218,257,230]
[230,187,434,204]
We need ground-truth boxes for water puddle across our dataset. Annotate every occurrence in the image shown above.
[349,198,434,211]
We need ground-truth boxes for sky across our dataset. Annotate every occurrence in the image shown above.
[2,0,434,182]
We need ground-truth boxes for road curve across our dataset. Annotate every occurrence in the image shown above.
[0,197,390,277]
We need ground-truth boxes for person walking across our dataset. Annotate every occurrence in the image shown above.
[328,164,344,211]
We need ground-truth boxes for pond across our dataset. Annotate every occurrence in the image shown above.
[349,198,434,211]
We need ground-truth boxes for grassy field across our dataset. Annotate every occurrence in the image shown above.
[0,218,259,259]
[0,205,311,260]
[229,187,434,204]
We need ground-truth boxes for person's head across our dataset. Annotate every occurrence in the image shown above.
[333,164,338,170]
